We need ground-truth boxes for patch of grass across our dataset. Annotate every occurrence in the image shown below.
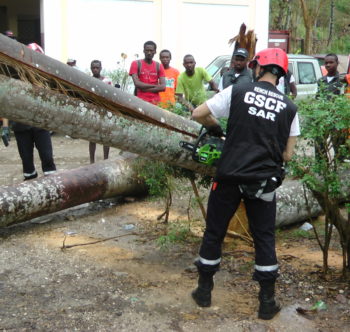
[289,229,315,239]
[156,221,199,249]
[276,227,315,240]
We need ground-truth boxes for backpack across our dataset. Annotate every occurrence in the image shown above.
[134,60,161,96]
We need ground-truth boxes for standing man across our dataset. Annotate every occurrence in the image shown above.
[218,48,252,91]
[191,48,300,320]
[318,53,343,96]
[129,41,166,105]
[316,53,346,160]
[11,43,56,180]
[276,69,297,99]
[158,49,180,109]
[89,60,112,164]
[176,55,219,112]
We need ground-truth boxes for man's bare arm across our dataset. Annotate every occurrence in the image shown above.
[146,76,166,93]
[208,79,219,93]
[192,103,220,127]
[290,82,297,98]
[176,93,195,112]
[283,136,297,161]
[131,74,156,91]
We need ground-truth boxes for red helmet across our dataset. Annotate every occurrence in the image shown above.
[249,48,288,76]
[27,43,44,54]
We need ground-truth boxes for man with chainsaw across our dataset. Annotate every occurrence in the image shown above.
[191,48,300,320]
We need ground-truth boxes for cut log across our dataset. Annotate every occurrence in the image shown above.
[275,179,321,227]
[0,155,147,227]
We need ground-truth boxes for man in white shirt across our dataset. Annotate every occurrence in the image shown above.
[190,48,300,320]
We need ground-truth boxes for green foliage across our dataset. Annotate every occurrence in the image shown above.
[335,0,350,13]
[104,68,133,93]
[269,0,350,54]
[164,102,191,117]
[135,160,175,197]
[134,159,211,201]
[290,89,350,198]
[156,220,200,249]
[289,229,315,239]
[289,88,350,275]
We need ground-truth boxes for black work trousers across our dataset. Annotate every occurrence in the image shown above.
[198,181,279,281]
[14,127,56,179]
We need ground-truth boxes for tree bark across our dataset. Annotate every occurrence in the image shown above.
[327,0,335,47]
[0,75,208,176]
[299,0,325,54]
[0,155,148,227]
[2,75,350,230]
[0,74,326,228]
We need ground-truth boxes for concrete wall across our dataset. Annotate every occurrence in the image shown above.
[41,0,269,73]
[1,0,269,73]
[0,0,40,38]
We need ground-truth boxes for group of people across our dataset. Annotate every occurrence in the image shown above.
[128,41,300,113]
[2,30,350,321]
[129,40,219,111]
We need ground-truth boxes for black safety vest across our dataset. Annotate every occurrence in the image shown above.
[317,73,343,96]
[215,81,297,183]
[222,67,252,90]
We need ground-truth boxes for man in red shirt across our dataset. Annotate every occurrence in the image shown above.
[129,41,166,104]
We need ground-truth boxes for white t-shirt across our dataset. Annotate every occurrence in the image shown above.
[206,85,300,137]
[276,74,295,94]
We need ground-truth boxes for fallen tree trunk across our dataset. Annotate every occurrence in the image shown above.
[0,74,327,228]
[0,75,209,175]
[0,155,147,227]
[0,159,322,228]
[275,179,321,227]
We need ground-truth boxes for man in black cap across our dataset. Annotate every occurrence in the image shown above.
[218,48,252,91]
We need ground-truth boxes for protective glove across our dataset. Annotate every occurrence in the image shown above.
[1,127,10,146]
[2,127,10,141]
[205,124,224,137]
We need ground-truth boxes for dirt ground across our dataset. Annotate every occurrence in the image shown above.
[0,134,349,332]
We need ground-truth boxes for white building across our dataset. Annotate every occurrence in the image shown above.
[1,0,269,71]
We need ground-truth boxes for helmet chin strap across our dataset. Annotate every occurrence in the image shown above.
[252,65,280,85]
[252,66,266,82]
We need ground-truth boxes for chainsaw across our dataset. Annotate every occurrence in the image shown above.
[179,127,225,166]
